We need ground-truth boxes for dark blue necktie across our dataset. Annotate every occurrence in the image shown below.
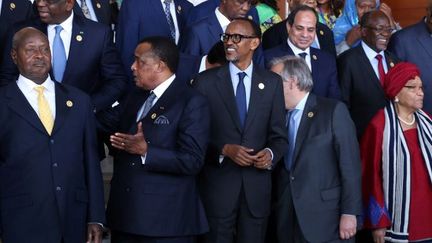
[284,109,299,171]
[163,0,176,42]
[298,52,307,60]
[236,72,247,128]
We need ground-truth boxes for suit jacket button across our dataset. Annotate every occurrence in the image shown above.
[50,139,55,144]
[56,186,62,191]
[53,163,58,167]
[125,187,131,192]
[291,176,295,181]
[131,162,135,166]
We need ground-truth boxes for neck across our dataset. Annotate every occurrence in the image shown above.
[233,60,252,71]
[395,102,415,122]
[286,91,306,109]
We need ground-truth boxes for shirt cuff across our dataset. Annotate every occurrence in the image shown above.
[87,222,106,230]
[264,148,274,161]
[141,153,147,164]
[218,155,224,164]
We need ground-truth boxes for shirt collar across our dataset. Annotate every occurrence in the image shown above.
[151,74,176,99]
[287,38,310,56]
[17,74,55,94]
[48,12,74,34]
[361,41,385,61]
[215,7,231,32]
[293,92,309,112]
[229,62,253,79]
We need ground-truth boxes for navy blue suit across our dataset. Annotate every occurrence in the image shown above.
[116,0,192,81]
[0,14,127,112]
[388,19,432,114]
[0,81,105,243]
[264,44,341,99]
[0,0,34,62]
[99,79,210,238]
[73,0,116,26]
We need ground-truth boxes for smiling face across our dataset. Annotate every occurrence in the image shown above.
[288,10,317,50]
[361,11,391,52]
[35,0,74,24]
[11,29,51,84]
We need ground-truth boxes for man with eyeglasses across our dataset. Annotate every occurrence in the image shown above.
[264,5,341,100]
[388,0,432,114]
[193,18,287,243]
[338,10,399,137]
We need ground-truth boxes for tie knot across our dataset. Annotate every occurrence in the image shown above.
[164,0,172,5]
[375,54,383,61]
[55,25,63,34]
[298,52,307,59]
[34,86,45,94]
[237,72,247,82]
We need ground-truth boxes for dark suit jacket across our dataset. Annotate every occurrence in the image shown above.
[273,94,361,242]
[264,44,341,99]
[0,0,34,62]
[0,81,105,243]
[262,19,337,56]
[194,64,288,218]
[99,79,210,236]
[337,44,399,137]
[116,0,192,81]
[73,0,116,26]
[0,14,127,112]
[388,19,432,114]
[176,53,201,85]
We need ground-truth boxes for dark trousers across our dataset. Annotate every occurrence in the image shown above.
[111,231,196,243]
[201,187,268,243]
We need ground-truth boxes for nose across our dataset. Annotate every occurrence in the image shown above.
[131,61,137,71]
[35,0,46,7]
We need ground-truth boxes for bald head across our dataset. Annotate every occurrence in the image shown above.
[11,27,51,84]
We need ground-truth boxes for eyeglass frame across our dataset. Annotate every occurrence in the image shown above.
[220,33,258,44]
[364,25,395,34]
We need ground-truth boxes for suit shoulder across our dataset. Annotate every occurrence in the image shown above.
[58,83,92,103]
[254,66,282,81]
[392,21,425,39]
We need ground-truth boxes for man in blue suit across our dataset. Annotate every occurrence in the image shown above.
[98,36,210,243]
[388,0,432,114]
[116,0,193,81]
[264,6,340,99]
[73,0,118,27]
[0,27,105,243]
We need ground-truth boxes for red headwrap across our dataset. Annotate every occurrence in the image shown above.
[384,62,421,99]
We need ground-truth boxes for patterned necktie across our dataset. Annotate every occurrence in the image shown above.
[80,0,92,19]
[163,0,176,41]
[375,54,385,85]
[34,86,54,135]
[236,72,247,128]
[137,92,157,121]
[52,25,66,82]
[284,109,299,171]
[298,52,307,60]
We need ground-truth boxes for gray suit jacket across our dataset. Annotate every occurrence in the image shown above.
[193,64,288,218]
[273,94,362,242]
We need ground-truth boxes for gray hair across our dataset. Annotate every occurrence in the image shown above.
[270,56,313,92]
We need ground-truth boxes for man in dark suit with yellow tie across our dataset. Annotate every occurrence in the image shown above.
[0,27,105,243]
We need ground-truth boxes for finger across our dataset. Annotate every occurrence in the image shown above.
[136,122,143,134]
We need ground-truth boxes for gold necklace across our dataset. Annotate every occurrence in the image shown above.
[398,115,415,126]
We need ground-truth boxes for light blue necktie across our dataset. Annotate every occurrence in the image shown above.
[137,92,157,121]
[52,25,66,82]
[236,72,247,128]
[284,109,299,171]
[163,0,176,41]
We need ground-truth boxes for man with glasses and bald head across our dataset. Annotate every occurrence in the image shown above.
[193,18,287,243]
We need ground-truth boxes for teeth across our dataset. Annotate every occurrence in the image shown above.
[226,48,235,51]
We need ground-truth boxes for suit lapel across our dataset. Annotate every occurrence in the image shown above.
[416,25,432,59]
[215,66,243,133]
[207,13,223,42]
[62,14,83,84]
[292,94,317,168]
[91,0,107,24]
[51,83,71,135]
[5,83,48,135]
[310,48,319,79]
[243,67,264,133]
[357,46,385,95]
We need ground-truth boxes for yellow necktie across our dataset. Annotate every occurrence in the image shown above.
[34,86,54,135]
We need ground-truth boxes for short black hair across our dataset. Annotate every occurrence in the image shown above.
[207,41,227,65]
[138,36,179,73]
[287,5,318,27]
[232,17,262,38]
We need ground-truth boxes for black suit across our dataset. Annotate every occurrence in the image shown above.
[337,44,399,137]
[262,19,337,56]
[273,94,361,243]
[194,64,288,243]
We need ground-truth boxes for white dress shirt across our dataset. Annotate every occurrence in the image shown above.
[215,7,230,32]
[47,12,73,60]
[361,41,388,79]
[160,0,180,44]
[76,0,99,22]
[16,75,56,119]
[287,38,312,71]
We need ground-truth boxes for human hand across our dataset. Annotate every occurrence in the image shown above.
[110,122,148,155]
[345,25,362,46]
[222,144,256,166]
[372,228,386,243]
[379,3,396,28]
[339,214,357,240]
[86,224,103,243]
[254,149,272,169]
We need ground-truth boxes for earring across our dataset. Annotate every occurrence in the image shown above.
[395,97,399,103]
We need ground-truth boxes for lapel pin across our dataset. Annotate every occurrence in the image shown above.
[160,106,165,110]
[319,30,324,36]
[390,62,395,68]
[10,2,16,9]
[96,3,101,8]
[248,15,253,20]
[66,100,73,107]
[151,113,157,119]
[312,55,317,60]
[258,83,265,90]
[177,5,182,14]
[307,111,314,118]
[76,35,83,42]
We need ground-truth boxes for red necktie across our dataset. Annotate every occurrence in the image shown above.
[375,54,385,85]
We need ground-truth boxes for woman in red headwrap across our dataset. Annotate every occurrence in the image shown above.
[361,62,432,243]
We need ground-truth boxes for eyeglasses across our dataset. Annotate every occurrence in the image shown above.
[36,0,64,5]
[220,33,257,44]
[365,26,394,34]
